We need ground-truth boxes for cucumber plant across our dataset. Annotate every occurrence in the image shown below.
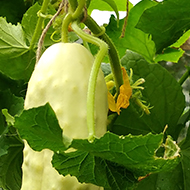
[0,0,190,190]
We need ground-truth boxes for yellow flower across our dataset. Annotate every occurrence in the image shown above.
[108,67,132,115]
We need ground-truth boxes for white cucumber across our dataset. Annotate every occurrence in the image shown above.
[21,43,108,190]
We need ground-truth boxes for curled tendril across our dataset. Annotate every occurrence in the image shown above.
[50,31,62,42]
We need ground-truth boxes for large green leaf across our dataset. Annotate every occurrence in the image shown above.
[53,151,137,190]
[14,104,180,177]
[14,103,180,189]
[0,50,35,81]
[136,0,190,53]
[111,51,185,140]
[71,132,180,176]
[136,122,190,190]
[53,132,180,189]
[0,17,35,81]
[14,104,137,189]
[14,103,68,152]
[0,17,28,56]
[0,140,23,190]
[105,0,156,62]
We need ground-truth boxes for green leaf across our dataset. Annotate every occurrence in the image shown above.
[0,50,36,81]
[53,150,137,190]
[172,30,190,48]
[136,0,190,53]
[155,48,184,63]
[53,151,112,189]
[14,103,68,152]
[0,0,27,24]
[71,132,180,176]
[0,89,24,135]
[136,163,184,190]
[0,91,24,189]
[0,136,9,157]
[21,3,41,45]
[99,0,120,21]
[111,51,185,140]
[0,50,35,81]
[0,121,23,190]
[105,0,156,62]
[21,3,57,48]
[0,17,28,56]
[0,140,23,190]
[53,132,180,189]
[0,17,35,81]
[136,124,190,190]
[0,72,26,97]
[88,0,133,13]
[0,90,24,117]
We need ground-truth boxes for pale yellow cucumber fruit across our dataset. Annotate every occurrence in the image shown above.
[21,43,108,190]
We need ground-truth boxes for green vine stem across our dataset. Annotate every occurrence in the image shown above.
[61,0,85,42]
[61,13,72,43]
[68,0,78,12]
[71,21,108,142]
[84,14,123,93]
[178,66,190,85]
[29,0,50,51]
[72,0,85,19]
[68,0,123,92]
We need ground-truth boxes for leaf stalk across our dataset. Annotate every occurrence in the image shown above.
[61,0,86,42]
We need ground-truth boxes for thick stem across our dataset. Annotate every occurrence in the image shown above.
[61,0,85,42]
[84,14,123,93]
[29,0,50,50]
[61,13,72,42]
[68,0,78,12]
[72,0,86,19]
[71,21,108,142]
[178,66,190,85]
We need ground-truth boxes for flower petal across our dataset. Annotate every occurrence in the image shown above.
[121,67,132,98]
[116,85,130,115]
[107,91,117,112]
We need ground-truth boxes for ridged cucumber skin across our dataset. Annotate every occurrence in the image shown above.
[21,43,108,190]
